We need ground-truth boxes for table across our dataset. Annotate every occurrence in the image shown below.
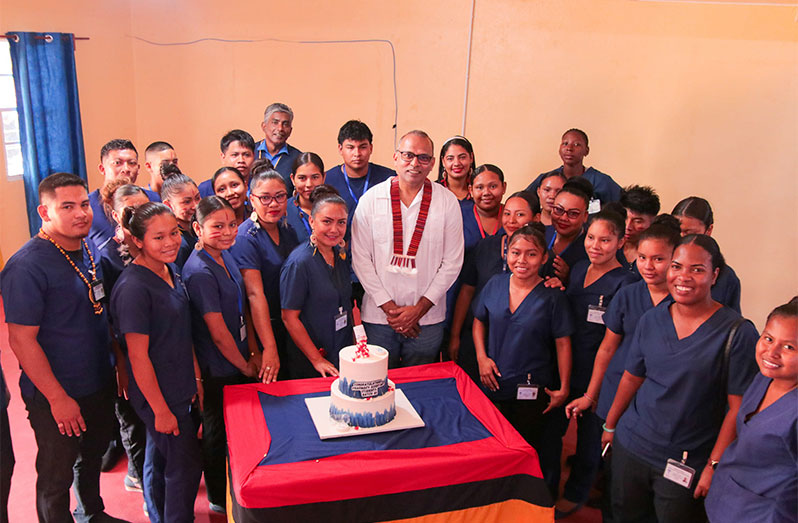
[224,362,554,522]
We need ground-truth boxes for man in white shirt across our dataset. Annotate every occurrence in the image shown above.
[352,130,464,367]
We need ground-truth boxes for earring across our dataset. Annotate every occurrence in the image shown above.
[309,233,317,246]
[195,238,203,251]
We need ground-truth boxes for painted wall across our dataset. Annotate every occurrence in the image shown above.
[1,0,796,328]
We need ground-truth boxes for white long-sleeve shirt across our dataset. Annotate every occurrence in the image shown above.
[352,178,464,325]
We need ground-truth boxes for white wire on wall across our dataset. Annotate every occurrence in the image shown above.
[130,35,400,147]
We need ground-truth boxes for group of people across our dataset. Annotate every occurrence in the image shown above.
[0,102,794,523]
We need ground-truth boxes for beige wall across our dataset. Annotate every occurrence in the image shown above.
[1,0,796,327]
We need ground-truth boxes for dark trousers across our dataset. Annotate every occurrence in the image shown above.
[202,374,249,507]
[0,405,13,523]
[138,403,202,523]
[560,396,603,504]
[23,386,115,523]
[611,442,707,523]
[115,396,145,481]
[493,397,564,500]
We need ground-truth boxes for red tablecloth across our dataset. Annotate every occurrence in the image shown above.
[224,361,554,522]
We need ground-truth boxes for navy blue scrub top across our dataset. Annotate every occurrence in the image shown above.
[461,233,509,299]
[98,238,129,294]
[540,225,587,281]
[285,197,312,245]
[616,304,758,472]
[565,260,637,392]
[525,166,622,207]
[175,224,197,272]
[473,273,575,401]
[596,279,672,419]
[231,218,299,321]
[183,249,249,378]
[325,162,395,244]
[615,249,642,279]
[705,373,798,523]
[280,242,353,376]
[110,263,196,411]
[712,264,742,313]
[1,237,113,399]
[460,199,504,258]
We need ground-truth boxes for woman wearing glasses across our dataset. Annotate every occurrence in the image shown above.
[231,162,299,382]
[540,178,593,283]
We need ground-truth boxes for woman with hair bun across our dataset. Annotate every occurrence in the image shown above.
[472,223,574,499]
[212,166,250,226]
[280,185,353,378]
[285,152,325,244]
[671,196,742,312]
[602,234,759,522]
[110,202,202,523]
[181,196,259,513]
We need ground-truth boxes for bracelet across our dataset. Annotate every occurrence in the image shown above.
[602,422,615,433]
[583,393,597,405]
[195,377,203,383]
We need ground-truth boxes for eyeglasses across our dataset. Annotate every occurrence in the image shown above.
[397,151,434,165]
[551,205,583,220]
[252,192,288,205]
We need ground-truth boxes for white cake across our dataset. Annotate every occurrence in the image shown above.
[329,344,396,428]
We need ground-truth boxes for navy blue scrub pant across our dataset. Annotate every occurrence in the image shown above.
[611,442,707,523]
[136,401,202,523]
[552,390,603,504]
[23,385,115,523]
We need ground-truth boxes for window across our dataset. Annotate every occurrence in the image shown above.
[0,40,22,180]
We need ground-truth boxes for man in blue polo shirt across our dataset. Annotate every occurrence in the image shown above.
[1,173,126,523]
[88,139,159,248]
[255,102,301,193]
[326,120,395,241]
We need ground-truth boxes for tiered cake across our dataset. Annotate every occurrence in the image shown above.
[329,344,396,428]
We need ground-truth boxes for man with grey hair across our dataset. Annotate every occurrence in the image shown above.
[352,130,463,368]
[255,102,302,192]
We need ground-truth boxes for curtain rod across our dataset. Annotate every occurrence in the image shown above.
[1,34,90,43]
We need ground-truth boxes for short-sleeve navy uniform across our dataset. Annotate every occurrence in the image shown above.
[97,239,128,294]
[597,279,671,419]
[526,167,622,207]
[705,373,797,523]
[325,163,394,242]
[231,219,299,323]
[540,225,587,280]
[460,200,504,257]
[712,264,742,313]
[285,197,312,245]
[461,233,508,298]
[110,264,196,417]
[280,243,353,377]
[473,274,574,401]
[182,249,249,378]
[1,237,113,399]
[175,225,197,272]
[616,304,759,472]
[565,260,637,392]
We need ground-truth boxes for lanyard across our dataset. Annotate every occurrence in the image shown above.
[38,230,103,315]
[473,204,502,239]
[341,164,371,204]
[293,198,313,236]
[548,231,557,251]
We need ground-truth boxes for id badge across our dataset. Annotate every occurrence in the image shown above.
[90,280,105,301]
[239,316,247,342]
[663,458,695,489]
[588,198,601,214]
[334,308,348,331]
[587,304,606,324]
[516,384,539,400]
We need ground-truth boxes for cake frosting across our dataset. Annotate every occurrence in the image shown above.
[329,344,396,428]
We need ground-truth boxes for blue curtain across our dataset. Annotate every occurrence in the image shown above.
[8,32,87,237]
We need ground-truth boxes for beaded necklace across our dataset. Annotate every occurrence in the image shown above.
[38,229,103,315]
